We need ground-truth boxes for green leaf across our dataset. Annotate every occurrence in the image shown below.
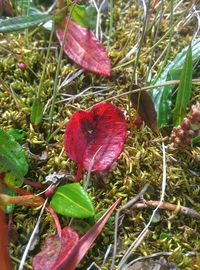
[30,98,43,125]
[192,134,200,145]
[0,14,51,33]
[173,46,192,126]
[7,129,24,142]
[50,183,95,218]
[151,38,200,128]
[70,4,97,29]
[0,129,28,186]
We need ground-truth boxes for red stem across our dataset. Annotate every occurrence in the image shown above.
[75,163,83,182]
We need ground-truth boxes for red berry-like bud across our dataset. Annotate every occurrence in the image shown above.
[18,62,27,72]
[45,185,56,197]
[181,118,190,130]
[133,117,143,126]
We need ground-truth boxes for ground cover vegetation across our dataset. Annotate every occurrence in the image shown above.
[0,0,200,269]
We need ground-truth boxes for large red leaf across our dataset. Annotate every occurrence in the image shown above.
[64,102,127,181]
[56,17,111,76]
[52,198,121,270]
[32,227,79,270]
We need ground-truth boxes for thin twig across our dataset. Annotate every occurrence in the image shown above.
[117,142,167,269]
[126,251,172,268]
[18,199,48,270]
[110,183,150,270]
[132,199,200,220]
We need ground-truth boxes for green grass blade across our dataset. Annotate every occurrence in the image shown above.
[173,45,192,126]
[151,38,200,128]
[0,14,51,33]
[192,134,200,145]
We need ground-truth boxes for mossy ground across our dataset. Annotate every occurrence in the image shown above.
[0,1,200,269]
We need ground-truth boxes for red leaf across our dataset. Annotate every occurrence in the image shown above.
[131,87,157,132]
[0,186,12,270]
[32,227,79,270]
[52,198,121,270]
[64,102,127,181]
[56,17,111,76]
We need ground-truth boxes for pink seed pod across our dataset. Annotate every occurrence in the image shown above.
[18,62,27,72]
[45,185,56,197]
[133,117,143,126]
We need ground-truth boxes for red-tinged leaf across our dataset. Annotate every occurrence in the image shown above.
[56,17,111,76]
[131,87,157,132]
[64,102,127,181]
[0,187,12,270]
[52,197,121,270]
[32,226,79,270]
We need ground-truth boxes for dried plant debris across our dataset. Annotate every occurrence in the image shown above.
[171,102,200,147]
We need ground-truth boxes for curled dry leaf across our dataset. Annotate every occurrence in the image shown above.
[131,86,157,132]
[56,17,111,76]
[64,102,127,181]
[32,227,79,270]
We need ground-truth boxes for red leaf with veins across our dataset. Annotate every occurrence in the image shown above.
[32,227,79,270]
[64,102,127,181]
[56,17,111,76]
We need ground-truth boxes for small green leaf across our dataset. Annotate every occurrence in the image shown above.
[192,134,200,145]
[70,4,97,29]
[50,183,95,218]
[151,38,200,128]
[173,46,192,126]
[0,14,51,33]
[0,129,28,186]
[30,98,43,125]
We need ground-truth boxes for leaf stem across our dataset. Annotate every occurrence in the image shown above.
[152,0,174,83]
[106,0,113,52]
[48,3,77,136]
[37,23,55,98]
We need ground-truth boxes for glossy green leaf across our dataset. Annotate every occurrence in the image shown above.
[30,98,43,125]
[0,14,51,33]
[151,38,200,128]
[173,46,192,126]
[0,129,28,186]
[70,4,97,29]
[50,183,95,218]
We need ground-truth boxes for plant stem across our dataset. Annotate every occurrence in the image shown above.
[106,0,113,52]
[152,0,174,83]
[37,23,55,98]
[48,2,77,136]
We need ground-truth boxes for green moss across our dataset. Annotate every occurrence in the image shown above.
[0,0,200,269]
